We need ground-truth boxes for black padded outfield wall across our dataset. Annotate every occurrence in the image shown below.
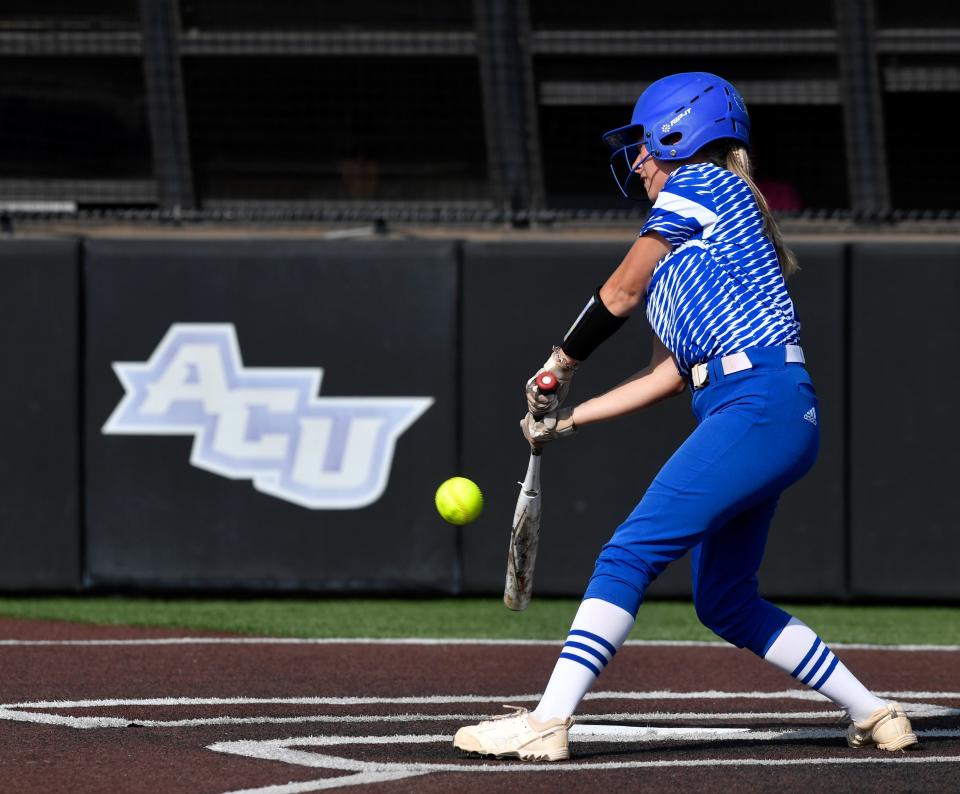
[850,243,960,599]
[0,239,81,589]
[460,242,848,601]
[83,239,459,591]
[2,236,959,599]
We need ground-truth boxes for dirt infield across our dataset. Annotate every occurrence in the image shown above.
[1,617,957,793]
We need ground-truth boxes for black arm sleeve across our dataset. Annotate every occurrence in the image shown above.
[559,287,629,361]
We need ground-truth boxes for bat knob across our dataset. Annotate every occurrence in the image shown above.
[535,371,558,393]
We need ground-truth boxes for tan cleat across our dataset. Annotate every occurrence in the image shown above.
[453,706,572,761]
[847,702,918,751]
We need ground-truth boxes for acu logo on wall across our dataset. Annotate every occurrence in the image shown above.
[102,324,433,510]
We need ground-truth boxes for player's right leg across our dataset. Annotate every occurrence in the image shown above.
[761,619,917,750]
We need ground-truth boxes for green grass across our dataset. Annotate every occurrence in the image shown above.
[0,597,958,644]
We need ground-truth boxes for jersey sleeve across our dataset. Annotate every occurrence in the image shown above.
[640,171,719,248]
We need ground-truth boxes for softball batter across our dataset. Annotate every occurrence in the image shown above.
[454,72,917,760]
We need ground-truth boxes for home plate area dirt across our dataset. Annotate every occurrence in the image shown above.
[1,618,957,792]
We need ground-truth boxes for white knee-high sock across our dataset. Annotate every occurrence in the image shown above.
[762,618,886,722]
[531,598,635,722]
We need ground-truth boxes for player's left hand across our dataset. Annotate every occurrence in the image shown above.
[521,407,577,447]
[526,348,577,415]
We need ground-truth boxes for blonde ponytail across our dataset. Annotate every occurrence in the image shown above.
[700,142,799,279]
[724,145,798,278]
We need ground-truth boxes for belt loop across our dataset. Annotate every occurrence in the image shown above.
[691,362,709,390]
[786,344,805,364]
[709,356,722,385]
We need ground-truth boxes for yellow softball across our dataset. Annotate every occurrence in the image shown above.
[435,477,484,525]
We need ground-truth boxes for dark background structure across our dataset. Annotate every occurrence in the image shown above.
[2,1,960,224]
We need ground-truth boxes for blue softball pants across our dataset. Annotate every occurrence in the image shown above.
[583,346,820,656]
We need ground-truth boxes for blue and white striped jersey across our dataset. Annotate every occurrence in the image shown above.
[640,162,799,375]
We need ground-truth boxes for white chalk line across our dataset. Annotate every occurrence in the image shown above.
[1,691,956,731]
[0,710,858,729]
[8,688,960,711]
[0,708,129,729]
[4,705,957,731]
[0,637,957,651]
[212,727,960,746]
[217,726,960,746]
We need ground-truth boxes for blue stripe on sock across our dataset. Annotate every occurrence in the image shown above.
[790,638,821,678]
[812,655,840,691]
[559,652,601,676]
[568,629,616,656]
[563,640,609,666]
[801,646,832,685]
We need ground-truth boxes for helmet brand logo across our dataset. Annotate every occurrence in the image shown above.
[662,107,692,133]
[102,324,433,510]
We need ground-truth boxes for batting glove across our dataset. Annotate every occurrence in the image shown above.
[521,407,577,447]
[526,347,577,415]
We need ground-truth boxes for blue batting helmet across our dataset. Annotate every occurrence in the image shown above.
[602,72,750,199]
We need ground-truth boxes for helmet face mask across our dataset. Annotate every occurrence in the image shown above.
[608,139,654,200]
[602,72,750,200]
